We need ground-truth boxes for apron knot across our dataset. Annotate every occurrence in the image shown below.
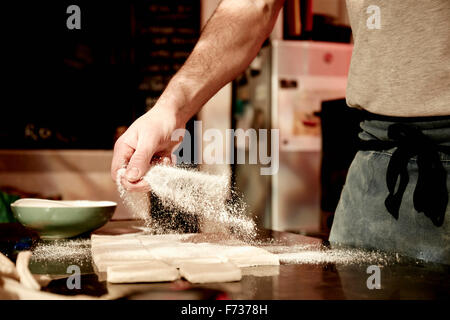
[360,123,449,227]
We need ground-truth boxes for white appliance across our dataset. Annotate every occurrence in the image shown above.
[234,40,352,233]
[271,40,352,232]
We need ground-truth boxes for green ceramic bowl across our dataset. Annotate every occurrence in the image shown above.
[11,199,117,239]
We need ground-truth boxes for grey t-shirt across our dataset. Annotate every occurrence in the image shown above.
[345,0,450,117]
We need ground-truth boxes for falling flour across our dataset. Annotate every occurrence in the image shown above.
[116,166,256,239]
[114,166,403,267]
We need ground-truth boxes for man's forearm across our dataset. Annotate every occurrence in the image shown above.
[155,0,284,126]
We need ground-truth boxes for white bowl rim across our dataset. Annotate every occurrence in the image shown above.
[11,198,117,208]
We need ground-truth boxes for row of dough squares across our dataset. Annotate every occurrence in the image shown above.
[91,233,279,284]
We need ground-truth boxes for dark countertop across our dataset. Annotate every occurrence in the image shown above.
[1,221,449,300]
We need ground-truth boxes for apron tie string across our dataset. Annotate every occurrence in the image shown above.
[359,123,450,227]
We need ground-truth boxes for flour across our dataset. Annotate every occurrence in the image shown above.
[116,166,256,239]
[276,250,389,265]
[115,165,401,266]
[263,244,396,266]
[32,239,91,265]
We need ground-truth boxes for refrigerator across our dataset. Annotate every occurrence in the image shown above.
[233,40,353,234]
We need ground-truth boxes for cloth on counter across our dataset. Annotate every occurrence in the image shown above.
[0,251,19,280]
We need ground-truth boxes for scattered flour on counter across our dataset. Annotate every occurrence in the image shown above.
[268,246,394,266]
[116,166,256,240]
[32,239,91,265]
[253,240,398,266]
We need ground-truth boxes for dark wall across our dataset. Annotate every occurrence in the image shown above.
[1,1,199,149]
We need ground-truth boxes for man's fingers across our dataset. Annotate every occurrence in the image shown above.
[125,136,158,183]
[120,175,151,193]
[152,152,174,166]
[111,140,135,182]
[159,152,175,166]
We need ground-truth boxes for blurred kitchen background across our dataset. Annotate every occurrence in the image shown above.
[1,0,361,239]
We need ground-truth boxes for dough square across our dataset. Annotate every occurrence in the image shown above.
[95,259,156,273]
[91,239,142,249]
[91,233,140,242]
[92,247,154,269]
[166,257,227,269]
[106,260,179,284]
[136,234,194,243]
[144,243,212,260]
[179,262,242,284]
[228,253,280,268]
[216,245,280,267]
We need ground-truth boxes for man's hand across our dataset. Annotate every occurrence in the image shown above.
[110,0,284,192]
[111,104,183,192]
